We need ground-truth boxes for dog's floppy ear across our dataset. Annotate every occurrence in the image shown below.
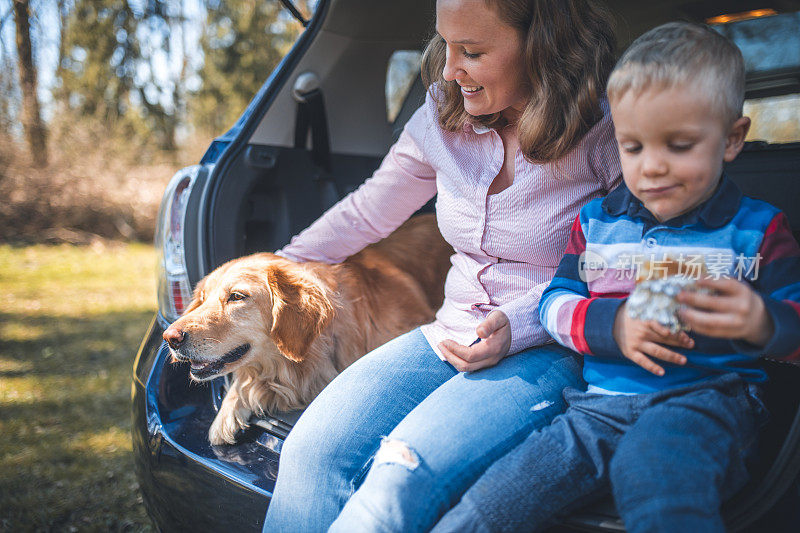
[266,265,334,362]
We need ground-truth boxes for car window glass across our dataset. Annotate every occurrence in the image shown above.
[714,11,800,74]
[713,11,800,143]
[744,94,800,144]
[386,50,423,123]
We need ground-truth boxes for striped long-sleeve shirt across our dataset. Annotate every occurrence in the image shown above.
[539,176,800,394]
[278,89,621,358]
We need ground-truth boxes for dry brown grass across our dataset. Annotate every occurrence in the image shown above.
[0,123,212,245]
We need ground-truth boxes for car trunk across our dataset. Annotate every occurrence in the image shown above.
[156,0,800,530]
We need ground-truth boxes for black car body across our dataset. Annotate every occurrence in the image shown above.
[132,0,800,530]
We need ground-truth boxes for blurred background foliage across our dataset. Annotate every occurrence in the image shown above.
[0,0,313,244]
[1,1,798,245]
[0,3,314,528]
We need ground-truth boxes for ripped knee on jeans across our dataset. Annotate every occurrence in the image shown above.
[373,438,420,471]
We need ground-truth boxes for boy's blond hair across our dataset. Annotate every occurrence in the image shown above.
[607,22,745,125]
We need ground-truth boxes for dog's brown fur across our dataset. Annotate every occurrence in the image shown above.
[163,214,452,445]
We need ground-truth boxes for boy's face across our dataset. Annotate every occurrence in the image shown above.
[610,84,750,223]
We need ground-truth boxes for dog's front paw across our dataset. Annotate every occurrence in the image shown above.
[208,406,252,445]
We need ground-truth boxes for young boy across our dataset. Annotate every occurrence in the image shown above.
[432,22,800,533]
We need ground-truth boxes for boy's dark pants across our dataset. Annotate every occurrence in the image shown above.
[433,373,768,533]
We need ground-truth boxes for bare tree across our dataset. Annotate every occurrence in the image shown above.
[13,0,48,167]
[0,9,18,140]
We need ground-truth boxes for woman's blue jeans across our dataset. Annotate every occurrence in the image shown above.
[261,328,583,533]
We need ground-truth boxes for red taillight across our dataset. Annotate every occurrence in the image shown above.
[156,166,200,322]
[171,281,186,316]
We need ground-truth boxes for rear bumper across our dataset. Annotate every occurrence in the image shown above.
[131,314,274,531]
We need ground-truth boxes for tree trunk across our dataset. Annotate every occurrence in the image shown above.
[14,0,48,167]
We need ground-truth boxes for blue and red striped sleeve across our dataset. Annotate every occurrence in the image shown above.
[540,210,625,358]
[743,212,800,362]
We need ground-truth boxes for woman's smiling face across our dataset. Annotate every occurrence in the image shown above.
[436,0,529,121]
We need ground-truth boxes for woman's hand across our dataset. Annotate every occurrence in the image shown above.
[677,277,774,347]
[613,303,693,376]
[438,310,511,372]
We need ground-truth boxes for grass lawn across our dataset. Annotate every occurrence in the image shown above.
[0,243,156,531]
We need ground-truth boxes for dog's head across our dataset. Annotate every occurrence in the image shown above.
[162,253,335,381]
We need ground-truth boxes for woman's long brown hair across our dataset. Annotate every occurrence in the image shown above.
[421,0,616,163]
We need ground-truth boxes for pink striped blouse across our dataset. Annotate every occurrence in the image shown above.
[278,90,621,359]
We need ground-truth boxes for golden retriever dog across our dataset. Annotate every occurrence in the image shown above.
[162,214,452,445]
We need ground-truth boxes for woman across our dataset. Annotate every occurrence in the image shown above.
[263,1,620,531]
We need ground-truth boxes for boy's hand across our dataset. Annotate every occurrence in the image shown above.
[439,310,511,372]
[613,304,693,376]
[677,277,774,347]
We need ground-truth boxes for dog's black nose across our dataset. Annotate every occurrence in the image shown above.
[163,326,186,349]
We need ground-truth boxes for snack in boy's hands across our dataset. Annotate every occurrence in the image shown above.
[626,257,708,333]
